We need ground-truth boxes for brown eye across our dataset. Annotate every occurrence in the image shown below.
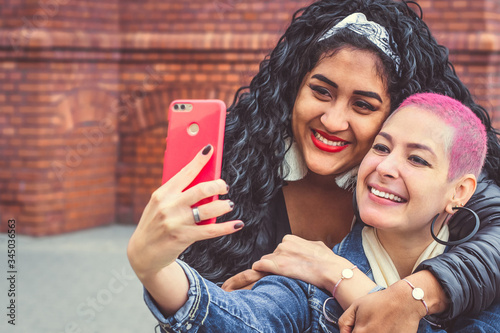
[373,143,389,153]
[409,155,431,167]
[309,84,331,98]
[354,100,375,111]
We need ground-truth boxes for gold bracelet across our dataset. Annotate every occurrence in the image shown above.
[322,266,358,323]
[402,278,428,314]
[401,279,441,327]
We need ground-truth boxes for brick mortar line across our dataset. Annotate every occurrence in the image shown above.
[0,30,280,52]
[2,30,500,51]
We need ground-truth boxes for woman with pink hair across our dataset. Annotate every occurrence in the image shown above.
[130,93,498,332]
[128,0,500,331]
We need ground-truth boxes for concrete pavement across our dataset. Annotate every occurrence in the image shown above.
[0,224,158,333]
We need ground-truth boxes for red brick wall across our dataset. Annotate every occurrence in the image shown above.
[416,0,500,126]
[1,0,120,32]
[118,0,303,33]
[1,0,499,235]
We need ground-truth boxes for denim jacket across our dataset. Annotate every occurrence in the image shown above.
[145,222,499,332]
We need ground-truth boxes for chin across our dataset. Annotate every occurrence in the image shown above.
[364,216,401,230]
[304,159,327,175]
[359,209,391,228]
[306,159,343,177]
[307,165,340,177]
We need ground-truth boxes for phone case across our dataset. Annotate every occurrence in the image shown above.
[162,99,226,224]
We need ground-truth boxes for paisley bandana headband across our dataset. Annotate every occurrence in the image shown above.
[319,12,401,72]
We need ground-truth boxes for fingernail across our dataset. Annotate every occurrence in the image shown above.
[202,144,212,155]
[234,222,244,230]
[228,201,234,209]
[226,184,230,192]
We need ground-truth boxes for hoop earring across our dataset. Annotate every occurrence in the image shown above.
[430,206,480,246]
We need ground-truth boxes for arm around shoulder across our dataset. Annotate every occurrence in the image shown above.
[415,174,500,320]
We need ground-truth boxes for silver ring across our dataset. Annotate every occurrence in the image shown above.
[192,206,201,223]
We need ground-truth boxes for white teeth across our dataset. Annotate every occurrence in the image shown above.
[371,187,403,203]
[314,131,347,147]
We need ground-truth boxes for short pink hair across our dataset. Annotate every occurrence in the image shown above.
[395,93,487,180]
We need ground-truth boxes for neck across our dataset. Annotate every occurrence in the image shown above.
[375,218,446,278]
[301,170,339,189]
[284,172,354,247]
[376,232,429,277]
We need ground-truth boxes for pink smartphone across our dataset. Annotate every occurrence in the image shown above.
[162,99,226,224]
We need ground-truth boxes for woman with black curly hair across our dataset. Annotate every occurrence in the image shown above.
[128,0,500,331]
[132,92,499,332]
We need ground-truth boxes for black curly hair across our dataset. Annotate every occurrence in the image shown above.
[181,0,500,282]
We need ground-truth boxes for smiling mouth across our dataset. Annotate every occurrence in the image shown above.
[369,186,407,203]
[313,130,349,147]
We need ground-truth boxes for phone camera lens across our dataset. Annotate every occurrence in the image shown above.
[174,104,179,110]
[180,104,186,110]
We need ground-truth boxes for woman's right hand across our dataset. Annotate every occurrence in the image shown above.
[223,235,377,309]
[224,235,353,293]
[127,144,244,283]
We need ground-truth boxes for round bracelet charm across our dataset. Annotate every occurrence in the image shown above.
[411,287,425,300]
[341,268,354,279]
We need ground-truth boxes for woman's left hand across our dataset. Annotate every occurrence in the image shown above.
[224,235,353,292]
[338,283,423,333]
[338,271,446,332]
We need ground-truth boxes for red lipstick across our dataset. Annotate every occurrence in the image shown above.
[311,129,349,153]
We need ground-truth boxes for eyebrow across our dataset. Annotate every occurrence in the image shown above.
[311,74,383,103]
[378,132,437,157]
[312,74,338,88]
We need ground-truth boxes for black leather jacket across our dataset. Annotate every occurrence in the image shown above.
[416,172,500,321]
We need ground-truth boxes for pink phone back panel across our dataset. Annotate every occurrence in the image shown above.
[162,100,226,224]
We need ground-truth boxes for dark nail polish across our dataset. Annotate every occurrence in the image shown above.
[202,144,212,155]
[228,201,234,209]
[234,222,244,230]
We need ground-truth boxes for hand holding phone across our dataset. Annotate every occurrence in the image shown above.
[128,143,244,316]
[162,99,226,224]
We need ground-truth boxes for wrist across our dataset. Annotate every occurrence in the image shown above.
[127,237,178,283]
[322,265,378,319]
[390,280,428,319]
[401,279,430,317]
[321,258,356,292]
[403,271,448,315]
[333,267,377,309]
[397,278,444,328]
[128,251,173,284]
